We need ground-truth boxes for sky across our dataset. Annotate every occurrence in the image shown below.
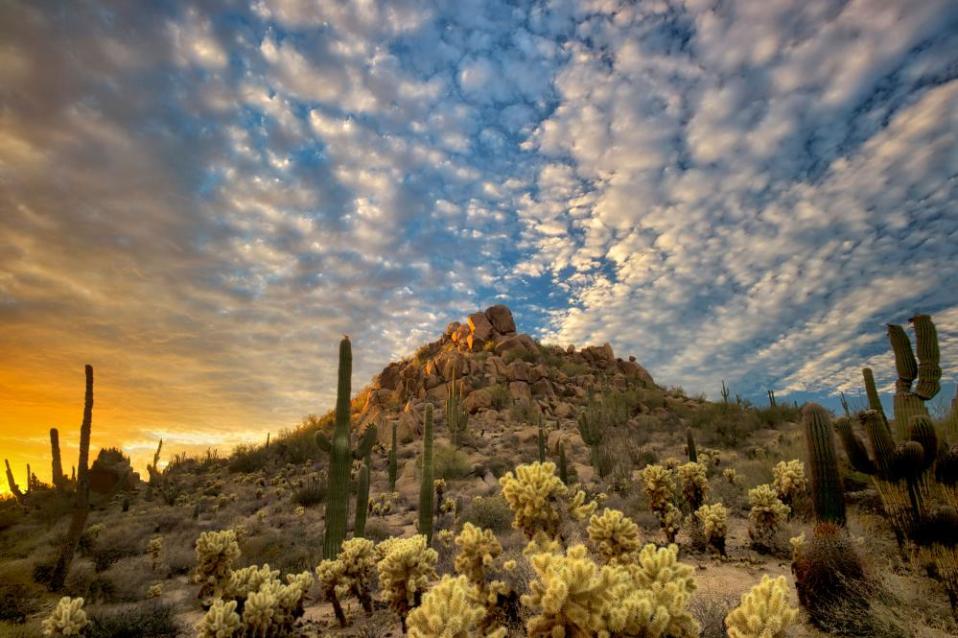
[1,0,957,489]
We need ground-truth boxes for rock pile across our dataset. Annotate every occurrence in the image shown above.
[357,305,655,441]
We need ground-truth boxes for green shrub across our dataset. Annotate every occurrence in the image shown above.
[86,601,180,638]
[489,384,511,410]
[431,445,473,480]
[460,496,513,533]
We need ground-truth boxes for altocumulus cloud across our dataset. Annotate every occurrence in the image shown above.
[0,0,956,474]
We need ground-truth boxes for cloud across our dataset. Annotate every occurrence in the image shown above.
[0,0,956,486]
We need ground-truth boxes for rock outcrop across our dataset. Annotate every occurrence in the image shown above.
[355,305,656,437]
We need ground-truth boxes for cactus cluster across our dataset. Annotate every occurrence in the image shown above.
[499,462,596,540]
[406,575,507,638]
[771,459,807,508]
[724,575,798,638]
[42,597,89,637]
[315,537,377,626]
[747,484,790,553]
[196,599,242,638]
[695,503,729,556]
[587,508,642,564]
[454,522,503,586]
[193,529,241,601]
[377,535,439,631]
[677,461,709,511]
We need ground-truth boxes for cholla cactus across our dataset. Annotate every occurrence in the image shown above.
[223,564,279,602]
[377,535,438,630]
[640,464,676,513]
[605,543,699,637]
[723,468,739,484]
[747,485,790,552]
[659,502,683,544]
[147,536,164,571]
[771,460,807,507]
[437,529,456,547]
[587,509,642,564]
[695,503,728,556]
[315,537,377,626]
[241,572,314,637]
[148,583,163,598]
[42,597,88,637]
[725,575,798,638]
[195,598,241,638]
[676,462,709,510]
[406,575,507,638]
[454,523,502,586]
[193,529,241,601]
[499,462,596,540]
[522,544,616,637]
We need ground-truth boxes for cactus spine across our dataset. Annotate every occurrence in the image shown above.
[419,404,434,542]
[50,428,66,491]
[686,428,697,463]
[316,337,376,559]
[50,365,94,591]
[803,404,846,526]
[388,421,398,492]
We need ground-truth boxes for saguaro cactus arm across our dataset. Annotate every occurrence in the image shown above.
[803,404,846,526]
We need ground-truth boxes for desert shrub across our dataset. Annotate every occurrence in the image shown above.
[0,622,44,637]
[228,445,271,474]
[689,593,737,638]
[361,520,394,543]
[101,556,154,603]
[503,348,538,364]
[239,528,315,574]
[63,559,114,603]
[0,499,25,532]
[291,476,325,508]
[90,524,146,572]
[480,456,513,479]
[431,445,473,480]
[86,601,179,638]
[489,384,511,410]
[0,561,43,622]
[460,496,513,534]
[756,403,801,428]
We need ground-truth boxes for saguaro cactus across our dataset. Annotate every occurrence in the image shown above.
[558,443,568,485]
[686,428,697,463]
[418,404,435,542]
[50,365,94,591]
[803,404,845,526]
[388,421,398,492]
[50,428,66,491]
[538,419,546,463]
[4,459,24,504]
[886,317,939,438]
[316,337,376,559]
[861,367,887,425]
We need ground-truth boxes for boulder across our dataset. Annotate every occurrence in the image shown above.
[532,378,555,399]
[376,362,403,391]
[506,360,530,382]
[485,305,516,334]
[509,381,532,402]
[494,334,537,356]
[553,401,575,419]
[617,358,655,386]
[468,312,494,341]
[463,386,496,413]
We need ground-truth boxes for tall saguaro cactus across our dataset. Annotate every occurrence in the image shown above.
[354,449,371,538]
[861,367,887,425]
[803,404,846,526]
[418,404,435,542]
[50,364,94,591]
[50,428,66,491]
[316,337,377,559]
